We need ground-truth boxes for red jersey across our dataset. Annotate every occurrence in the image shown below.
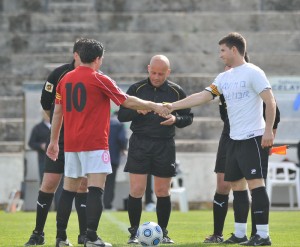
[55,66,127,152]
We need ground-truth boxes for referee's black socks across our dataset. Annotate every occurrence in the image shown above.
[157,196,171,230]
[35,190,54,234]
[128,195,142,231]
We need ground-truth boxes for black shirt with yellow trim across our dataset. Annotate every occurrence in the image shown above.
[118,78,193,139]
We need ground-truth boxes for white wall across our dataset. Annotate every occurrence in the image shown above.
[0,148,298,206]
[0,153,24,204]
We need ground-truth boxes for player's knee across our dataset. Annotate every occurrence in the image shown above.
[77,178,88,192]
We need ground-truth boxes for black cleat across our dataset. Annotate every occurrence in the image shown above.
[203,234,224,243]
[78,234,86,244]
[24,231,45,246]
[161,228,174,244]
[84,236,112,247]
[127,226,139,244]
[240,234,271,246]
[223,233,248,244]
[55,238,73,247]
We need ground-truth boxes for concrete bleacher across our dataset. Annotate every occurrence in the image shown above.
[1,0,299,153]
[0,0,300,205]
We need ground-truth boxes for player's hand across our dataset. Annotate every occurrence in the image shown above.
[160,114,176,126]
[153,103,171,117]
[137,109,152,115]
[156,103,173,117]
[46,142,59,161]
[261,130,274,149]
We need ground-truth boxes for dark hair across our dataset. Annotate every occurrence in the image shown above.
[73,37,89,53]
[244,51,250,63]
[219,32,246,57]
[79,39,104,63]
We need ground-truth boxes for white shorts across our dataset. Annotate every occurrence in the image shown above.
[64,150,112,178]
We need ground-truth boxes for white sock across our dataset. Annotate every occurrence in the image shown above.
[234,222,247,238]
[256,224,269,238]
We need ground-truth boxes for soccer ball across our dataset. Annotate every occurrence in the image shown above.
[137,221,163,246]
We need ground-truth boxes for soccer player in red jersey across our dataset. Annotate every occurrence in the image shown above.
[47,39,168,247]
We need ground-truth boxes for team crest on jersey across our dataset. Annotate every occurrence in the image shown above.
[102,150,110,164]
[45,81,54,93]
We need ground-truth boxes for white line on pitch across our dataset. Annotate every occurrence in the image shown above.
[103,213,129,233]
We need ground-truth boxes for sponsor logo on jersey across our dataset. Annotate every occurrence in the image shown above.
[45,81,54,93]
[247,133,255,138]
[251,169,256,175]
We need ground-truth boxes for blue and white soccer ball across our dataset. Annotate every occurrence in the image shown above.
[137,221,163,246]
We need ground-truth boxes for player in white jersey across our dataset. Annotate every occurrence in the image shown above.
[163,32,276,246]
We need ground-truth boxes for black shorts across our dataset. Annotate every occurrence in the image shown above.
[224,136,269,182]
[214,133,230,173]
[124,134,176,178]
[44,143,65,174]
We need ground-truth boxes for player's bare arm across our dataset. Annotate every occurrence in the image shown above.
[137,109,152,115]
[122,95,169,116]
[260,89,276,148]
[167,90,213,113]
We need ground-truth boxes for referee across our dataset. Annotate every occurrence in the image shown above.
[118,55,193,244]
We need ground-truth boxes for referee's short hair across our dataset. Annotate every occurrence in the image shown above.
[79,39,104,63]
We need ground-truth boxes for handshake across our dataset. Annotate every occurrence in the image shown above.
[153,102,173,117]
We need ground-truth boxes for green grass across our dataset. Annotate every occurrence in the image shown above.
[0,209,299,246]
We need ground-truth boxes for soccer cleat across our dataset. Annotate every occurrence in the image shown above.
[84,237,112,247]
[239,234,271,246]
[78,234,86,244]
[161,228,174,244]
[24,231,45,246]
[223,233,248,244]
[127,226,139,244]
[56,238,73,247]
[127,235,139,244]
[203,234,224,243]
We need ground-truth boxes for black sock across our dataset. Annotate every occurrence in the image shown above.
[213,193,229,236]
[86,186,104,240]
[75,192,87,235]
[251,202,257,236]
[251,187,269,225]
[156,196,171,229]
[56,190,77,240]
[34,191,54,234]
[233,190,249,223]
[127,195,142,229]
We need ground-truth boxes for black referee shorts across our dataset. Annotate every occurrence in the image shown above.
[124,134,176,178]
[44,143,65,174]
[224,136,269,182]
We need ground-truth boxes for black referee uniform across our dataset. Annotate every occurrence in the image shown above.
[118,78,193,177]
[40,62,74,173]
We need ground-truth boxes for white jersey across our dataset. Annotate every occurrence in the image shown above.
[206,63,271,140]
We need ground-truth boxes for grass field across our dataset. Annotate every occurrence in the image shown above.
[0,209,299,247]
